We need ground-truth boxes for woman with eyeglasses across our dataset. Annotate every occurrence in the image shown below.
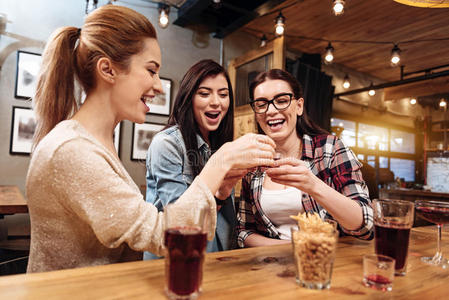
[236,69,373,248]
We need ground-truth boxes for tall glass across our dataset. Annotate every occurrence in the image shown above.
[290,220,338,289]
[164,204,209,300]
[373,199,414,276]
[415,200,449,268]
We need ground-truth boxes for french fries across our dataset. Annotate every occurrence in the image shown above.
[290,212,335,234]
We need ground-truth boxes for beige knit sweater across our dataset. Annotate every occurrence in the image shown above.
[26,120,216,273]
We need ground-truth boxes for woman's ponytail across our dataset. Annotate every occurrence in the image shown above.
[33,26,79,148]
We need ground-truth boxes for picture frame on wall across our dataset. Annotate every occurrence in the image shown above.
[147,78,172,116]
[15,51,42,99]
[131,122,164,161]
[10,106,37,155]
[114,122,121,156]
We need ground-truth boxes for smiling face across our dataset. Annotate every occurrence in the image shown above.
[112,38,163,124]
[253,79,304,142]
[192,73,230,141]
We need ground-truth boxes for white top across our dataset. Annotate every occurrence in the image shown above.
[260,187,304,240]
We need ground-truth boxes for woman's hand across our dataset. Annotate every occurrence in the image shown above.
[215,133,276,170]
[199,133,275,198]
[265,157,324,196]
[215,168,249,200]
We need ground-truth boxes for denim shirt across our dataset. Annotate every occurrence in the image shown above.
[144,125,236,259]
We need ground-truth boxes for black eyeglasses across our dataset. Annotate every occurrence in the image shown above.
[250,93,294,114]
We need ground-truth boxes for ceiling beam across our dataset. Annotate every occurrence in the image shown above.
[334,69,449,98]
[384,76,449,100]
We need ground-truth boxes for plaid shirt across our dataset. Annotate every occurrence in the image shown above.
[237,134,374,248]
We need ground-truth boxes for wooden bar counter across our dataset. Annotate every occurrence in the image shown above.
[0,186,28,215]
[0,226,448,299]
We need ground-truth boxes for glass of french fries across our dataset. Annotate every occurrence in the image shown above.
[290,212,338,289]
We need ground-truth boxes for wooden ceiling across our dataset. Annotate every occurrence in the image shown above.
[241,0,449,86]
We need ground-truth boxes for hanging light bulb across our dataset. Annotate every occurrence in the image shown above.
[333,0,345,16]
[324,42,334,64]
[212,0,222,9]
[410,98,417,105]
[439,98,447,108]
[368,82,375,96]
[158,3,170,29]
[390,44,401,67]
[342,74,350,89]
[274,11,285,36]
[260,34,268,47]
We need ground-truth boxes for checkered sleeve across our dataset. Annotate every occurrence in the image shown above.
[329,137,374,240]
[236,174,257,248]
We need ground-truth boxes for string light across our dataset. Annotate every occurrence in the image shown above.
[333,0,345,16]
[368,82,376,96]
[212,0,222,9]
[390,44,401,67]
[158,3,170,29]
[410,98,417,105]
[260,34,267,47]
[439,98,447,108]
[274,11,285,36]
[342,74,350,89]
[324,42,334,64]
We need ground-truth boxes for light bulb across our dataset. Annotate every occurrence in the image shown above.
[158,4,170,29]
[274,12,285,36]
[368,89,375,96]
[410,98,417,105]
[275,24,284,36]
[324,42,334,64]
[333,0,345,16]
[260,34,267,47]
[440,98,447,108]
[343,74,350,89]
[390,44,401,67]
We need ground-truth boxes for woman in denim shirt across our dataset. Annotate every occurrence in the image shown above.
[145,60,245,259]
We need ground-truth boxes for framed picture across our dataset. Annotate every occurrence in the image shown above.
[10,106,37,155]
[114,122,121,156]
[15,51,42,99]
[131,122,164,161]
[148,78,172,116]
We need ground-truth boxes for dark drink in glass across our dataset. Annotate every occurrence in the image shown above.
[164,226,207,298]
[374,224,411,271]
[373,199,414,276]
[415,200,449,268]
[415,206,449,225]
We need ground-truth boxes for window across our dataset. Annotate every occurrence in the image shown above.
[331,116,417,182]
[331,118,356,147]
[358,123,388,151]
[427,157,449,193]
[390,129,415,154]
[390,158,415,182]
[379,156,389,168]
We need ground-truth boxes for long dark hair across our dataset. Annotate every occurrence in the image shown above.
[249,69,327,137]
[168,59,234,177]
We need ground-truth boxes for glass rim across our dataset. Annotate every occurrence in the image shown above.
[289,220,339,235]
[415,199,449,207]
[363,253,395,263]
[373,198,414,207]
